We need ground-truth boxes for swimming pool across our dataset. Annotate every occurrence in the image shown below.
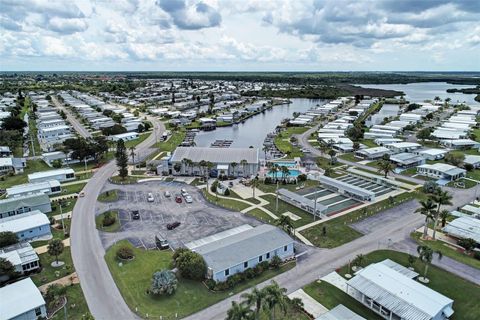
[270,161,296,168]
[267,169,301,178]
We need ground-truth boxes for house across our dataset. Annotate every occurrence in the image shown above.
[167,147,259,177]
[0,193,52,219]
[315,305,365,320]
[347,260,454,320]
[442,216,480,244]
[0,157,26,174]
[416,163,466,182]
[355,147,391,160]
[464,155,480,168]
[389,152,425,169]
[385,142,422,154]
[42,151,80,167]
[0,146,12,157]
[0,242,40,274]
[6,180,62,198]
[0,278,47,320]
[108,132,139,142]
[413,148,448,161]
[28,168,75,183]
[190,224,294,282]
[0,210,51,241]
[441,139,480,150]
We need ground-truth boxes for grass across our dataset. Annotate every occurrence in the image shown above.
[466,169,480,181]
[336,250,480,320]
[260,194,314,228]
[59,182,87,196]
[95,210,121,232]
[304,281,383,320]
[105,240,295,319]
[411,232,480,270]
[245,208,278,224]
[447,178,478,189]
[31,247,74,286]
[125,132,151,148]
[300,191,415,248]
[339,153,360,162]
[155,129,186,152]
[202,189,251,211]
[256,179,318,194]
[97,189,119,202]
[359,139,378,148]
[50,199,77,216]
[50,284,91,320]
[245,197,261,205]
[0,159,50,188]
[110,175,139,184]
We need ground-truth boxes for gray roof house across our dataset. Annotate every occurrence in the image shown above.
[192,224,294,282]
[0,278,47,320]
[0,193,52,219]
[0,242,40,274]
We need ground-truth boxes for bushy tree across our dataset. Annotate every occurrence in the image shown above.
[150,270,178,295]
[0,231,18,247]
[422,181,440,194]
[0,257,19,284]
[47,239,64,264]
[458,238,477,252]
[174,249,207,280]
[51,159,63,168]
[445,152,465,166]
[102,211,116,227]
[0,116,26,131]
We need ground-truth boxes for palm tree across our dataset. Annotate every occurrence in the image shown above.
[199,160,207,178]
[205,161,214,190]
[251,176,259,198]
[431,189,452,240]
[241,287,266,320]
[262,281,288,320]
[439,209,450,228]
[230,162,238,177]
[226,301,254,320]
[280,166,289,182]
[288,297,304,312]
[129,146,136,164]
[416,199,436,239]
[276,215,294,235]
[319,143,329,155]
[262,145,268,159]
[268,166,278,182]
[327,149,336,165]
[377,160,395,178]
[240,159,248,177]
[417,245,442,282]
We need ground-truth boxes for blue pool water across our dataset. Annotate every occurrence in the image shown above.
[267,169,301,178]
[271,161,296,168]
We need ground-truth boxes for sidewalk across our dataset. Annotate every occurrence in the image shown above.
[35,238,71,255]
[287,288,328,318]
[38,272,79,293]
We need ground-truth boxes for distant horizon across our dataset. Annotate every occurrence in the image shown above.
[1,70,479,74]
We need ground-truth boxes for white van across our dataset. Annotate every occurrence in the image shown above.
[147,193,154,202]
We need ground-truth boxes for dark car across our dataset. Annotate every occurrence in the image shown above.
[131,210,140,220]
[167,221,181,230]
[175,195,182,203]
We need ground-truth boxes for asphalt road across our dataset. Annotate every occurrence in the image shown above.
[70,115,164,320]
[51,96,92,138]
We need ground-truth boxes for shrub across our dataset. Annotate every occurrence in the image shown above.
[150,270,178,295]
[269,255,282,269]
[458,238,477,252]
[474,251,480,260]
[258,261,270,270]
[297,174,307,182]
[214,281,230,291]
[0,231,18,248]
[210,184,217,193]
[172,248,189,264]
[175,250,207,280]
[116,246,134,260]
[244,268,256,279]
[204,279,216,290]
[264,177,273,184]
[224,188,230,196]
[102,211,116,227]
[464,163,474,171]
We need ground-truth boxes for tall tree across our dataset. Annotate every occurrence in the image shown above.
[240,159,248,176]
[47,239,64,265]
[263,281,288,320]
[226,301,254,320]
[115,139,129,180]
[377,160,395,178]
[417,245,442,282]
[431,189,452,240]
[241,287,266,320]
[276,215,294,235]
[230,162,238,176]
[415,200,436,239]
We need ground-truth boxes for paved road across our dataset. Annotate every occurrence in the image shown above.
[51,96,92,138]
[70,116,164,320]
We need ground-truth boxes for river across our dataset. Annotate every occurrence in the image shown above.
[194,98,327,149]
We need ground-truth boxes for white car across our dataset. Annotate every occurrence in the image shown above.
[181,189,188,197]
[164,191,171,198]
[184,195,193,203]
[147,193,154,202]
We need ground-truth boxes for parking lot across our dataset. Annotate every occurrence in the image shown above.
[97,180,262,250]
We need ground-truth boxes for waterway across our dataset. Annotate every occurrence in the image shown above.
[357,82,479,105]
[194,98,327,149]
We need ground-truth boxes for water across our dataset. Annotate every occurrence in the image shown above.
[194,98,327,149]
[367,103,400,127]
[356,82,479,105]
[266,169,301,178]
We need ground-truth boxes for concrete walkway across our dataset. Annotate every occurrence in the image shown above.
[38,272,79,293]
[288,288,328,318]
[321,272,348,292]
[35,238,71,254]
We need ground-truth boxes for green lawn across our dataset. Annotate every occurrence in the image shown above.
[125,132,151,148]
[260,194,314,228]
[304,281,382,320]
[447,178,477,189]
[50,199,77,216]
[51,284,91,320]
[245,208,278,224]
[155,129,186,152]
[0,160,50,188]
[31,247,74,286]
[97,189,119,202]
[339,153,360,162]
[466,169,480,181]
[95,210,121,232]
[110,175,139,184]
[411,232,480,270]
[300,192,415,248]
[202,190,251,211]
[336,250,480,320]
[60,182,87,196]
[105,241,295,319]
[359,139,378,148]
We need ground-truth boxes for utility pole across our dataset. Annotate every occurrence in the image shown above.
[59,202,66,235]
[313,185,320,221]
[275,180,279,214]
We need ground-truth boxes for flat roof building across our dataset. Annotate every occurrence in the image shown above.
[315,305,365,320]
[6,180,61,198]
[355,146,391,160]
[28,168,75,183]
[442,216,480,243]
[278,188,328,218]
[0,278,47,320]
[416,163,466,182]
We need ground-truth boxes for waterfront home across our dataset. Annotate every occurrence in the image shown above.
[0,242,39,274]
[347,260,454,320]
[192,224,294,282]
[0,278,47,320]
[0,210,51,241]
[6,180,61,198]
[0,193,51,219]
[28,168,75,183]
[167,147,259,177]
[416,163,466,182]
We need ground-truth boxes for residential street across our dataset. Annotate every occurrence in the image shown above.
[70,115,164,320]
[51,95,92,138]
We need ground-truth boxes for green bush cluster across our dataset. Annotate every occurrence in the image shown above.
[116,246,134,260]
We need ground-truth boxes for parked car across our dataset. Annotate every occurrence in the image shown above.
[167,221,181,230]
[180,188,188,196]
[155,234,169,250]
[147,193,154,202]
[164,190,171,198]
[78,191,85,197]
[184,195,193,203]
[228,182,234,187]
[131,210,140,220]
[175,195,182,203]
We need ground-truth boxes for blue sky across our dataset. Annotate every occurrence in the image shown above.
[0,0,479,71]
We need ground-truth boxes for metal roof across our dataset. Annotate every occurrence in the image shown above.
[278,188,328,213]
[319,176,375,198]
[0,210,50,233]
[347,262,453,320]
[171,147,259,164]
[315,305,365,320]
[0,278,46,319]
[6,180,61,197]
[0,242,38,266]
[193,224,294,272]
[0,193,50,214]
[379,259,418,279]
[28,168,74,180]
[442,216,480,243]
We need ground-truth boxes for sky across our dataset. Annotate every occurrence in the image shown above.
[0,0,479,71]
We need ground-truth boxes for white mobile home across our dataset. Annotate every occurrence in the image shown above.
[6,180,61,198]
[28,168,75,183]
[0,278,47,320]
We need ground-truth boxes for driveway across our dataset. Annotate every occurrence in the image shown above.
[98,181,262,250]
